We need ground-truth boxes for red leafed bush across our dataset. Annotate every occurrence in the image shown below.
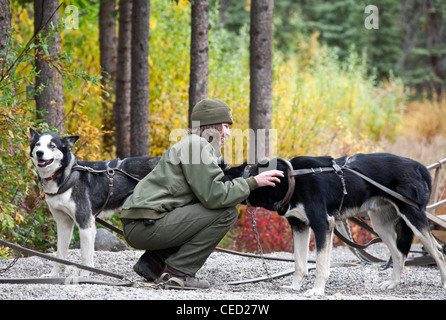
[221,206,293,253]
[347,220,375,245]
[220,206,375,253]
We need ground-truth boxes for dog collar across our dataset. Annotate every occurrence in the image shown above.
[43,169,63,181]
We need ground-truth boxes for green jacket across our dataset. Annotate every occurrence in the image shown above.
[121,134,258,220]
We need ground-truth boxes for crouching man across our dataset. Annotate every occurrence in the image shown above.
[121,98,283,289]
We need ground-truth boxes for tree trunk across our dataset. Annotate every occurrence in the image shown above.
[114,0,132,158]
[34,0,65,133]
[188,0,209,127]
[425,0,443,103]
[99,0,118,154]
[249,0,273,163]
[0,0,11,55]
[0,0,11,90]
[130,0,150,157]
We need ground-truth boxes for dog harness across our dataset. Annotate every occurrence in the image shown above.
[258,157,422,211]
[42,159,142,215]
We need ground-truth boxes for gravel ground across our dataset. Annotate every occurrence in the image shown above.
[0,243,445,301]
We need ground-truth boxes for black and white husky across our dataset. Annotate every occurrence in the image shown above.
[29,128,159,276]
[245,153,446,296]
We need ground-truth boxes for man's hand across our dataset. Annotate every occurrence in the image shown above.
[254,170,284,187]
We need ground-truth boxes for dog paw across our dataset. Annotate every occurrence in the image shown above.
[40,272,57,278]
[304,288,325,296]
[79,269,91,278]
[40,267,62,278]
[65,265,90,278]
[281,285,301,291]
[378,280,399,290]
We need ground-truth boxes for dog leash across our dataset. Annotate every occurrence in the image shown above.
[0,238,128,280]
[0,237,292,288]
[0,238,187,289]
[0,237,133,286]
[344,167,422,210]
[247,206,275,285]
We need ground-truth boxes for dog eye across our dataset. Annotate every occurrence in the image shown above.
[49,145,56,149]
[36,142,40,147]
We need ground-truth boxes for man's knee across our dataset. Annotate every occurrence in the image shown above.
[221,207,239,225]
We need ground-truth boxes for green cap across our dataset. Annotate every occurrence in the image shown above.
[191,98,233,127]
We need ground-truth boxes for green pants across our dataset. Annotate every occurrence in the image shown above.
[122,203,238,276]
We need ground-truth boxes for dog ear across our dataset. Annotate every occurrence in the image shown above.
[257,159,272,174]
[29,128,41,144]
[62,135,80,150]
[222,161,248,182]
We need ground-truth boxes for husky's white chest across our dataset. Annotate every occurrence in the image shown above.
[46,189,77,220]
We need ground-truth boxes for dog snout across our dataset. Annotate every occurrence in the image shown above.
[36,150,44,158]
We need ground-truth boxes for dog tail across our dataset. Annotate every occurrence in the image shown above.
[395,164,432,212]
[419,165,432,196]
[415,165,432,211]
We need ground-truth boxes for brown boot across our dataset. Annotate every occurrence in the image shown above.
[160,264,210,289]
[133,251,165,282]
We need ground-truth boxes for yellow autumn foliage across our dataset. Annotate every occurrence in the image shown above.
[3,0,446,255]
[7,0,436,166]
[146,2,406,166]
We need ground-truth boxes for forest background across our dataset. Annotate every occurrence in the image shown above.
[1,0,446,254]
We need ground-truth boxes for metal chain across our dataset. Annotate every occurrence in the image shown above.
[0,193,43,274]
[247,206,275,285]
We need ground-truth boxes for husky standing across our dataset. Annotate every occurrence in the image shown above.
[246,154,446,295]
[29,128,159,276]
